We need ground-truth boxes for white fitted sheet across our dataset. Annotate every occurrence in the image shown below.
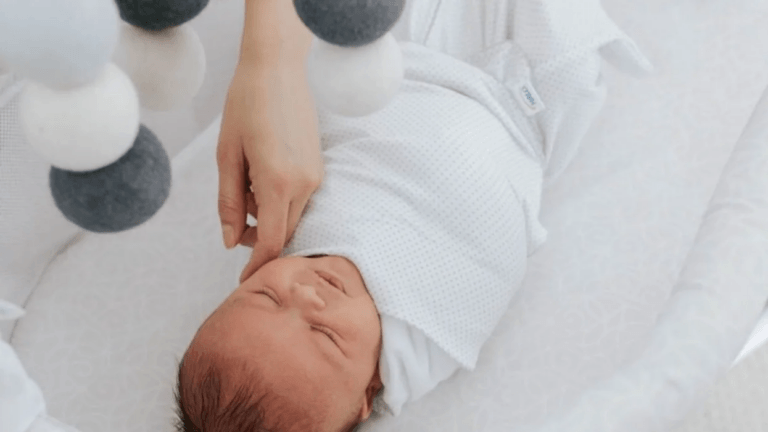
[8,1,768,431]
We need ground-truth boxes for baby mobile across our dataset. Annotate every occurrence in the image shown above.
[0,0,405,233]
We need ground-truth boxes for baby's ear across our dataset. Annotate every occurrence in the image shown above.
[359,363,384,420]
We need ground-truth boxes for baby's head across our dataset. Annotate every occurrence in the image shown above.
[174,255,383,432]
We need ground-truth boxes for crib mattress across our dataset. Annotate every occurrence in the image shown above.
[9,1,768,431]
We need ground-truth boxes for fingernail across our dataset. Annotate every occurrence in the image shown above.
[223,225,235,249]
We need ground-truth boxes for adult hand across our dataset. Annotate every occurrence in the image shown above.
[217,62,323,283]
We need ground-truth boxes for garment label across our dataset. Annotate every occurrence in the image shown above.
[512,81,546,116]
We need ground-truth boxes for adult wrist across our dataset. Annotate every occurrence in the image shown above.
[239,0,313,72]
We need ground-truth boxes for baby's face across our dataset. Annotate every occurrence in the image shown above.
[189,255,382,430]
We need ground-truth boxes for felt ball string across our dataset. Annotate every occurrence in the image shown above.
[19,63,141,172]
[115,0,210,31]
[294,0,405,47]
[294,0,407,117]
[0,0,408,233]
[50,125,172,233]
[0,0,120,91]
[112,22,207,111]
[0,0,210,233]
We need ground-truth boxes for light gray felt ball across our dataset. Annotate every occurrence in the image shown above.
[50,124,172,233]
[293,0,406,47]
[114,0,210,31]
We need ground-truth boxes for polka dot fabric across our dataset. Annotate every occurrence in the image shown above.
[286,43,544,370]
[287,0,654,416]
[509,0,654,183]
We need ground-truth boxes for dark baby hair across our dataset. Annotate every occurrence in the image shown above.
[173,352,364,432]
[174,355,278,432]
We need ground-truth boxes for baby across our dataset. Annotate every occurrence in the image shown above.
[176,255,384,431]
[174,1,652,431]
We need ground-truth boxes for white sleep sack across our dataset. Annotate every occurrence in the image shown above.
[285,43,537,413]
[286,0,652,417]
[374,316,461,416]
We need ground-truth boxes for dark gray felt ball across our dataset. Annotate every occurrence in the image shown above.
[50,124,172,233]
[294,0,406,47]
[114,0,210,31]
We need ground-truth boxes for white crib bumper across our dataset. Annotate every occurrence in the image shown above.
[522,83,768,432]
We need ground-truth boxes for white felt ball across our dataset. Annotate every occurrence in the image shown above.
[0,0,120,90]
[19,63,141,172]
[112,23,206,112]
[307,32,403,117]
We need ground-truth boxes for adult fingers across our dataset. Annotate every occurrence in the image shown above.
[239,197,305,253]
[239,226,258,248]
[246,191,258,218]
[216,132,248,250]
[237,192,259,247]
[285,198,308,246]
[239,197,290,283]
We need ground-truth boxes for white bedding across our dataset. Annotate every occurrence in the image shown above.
[6,0,768,431]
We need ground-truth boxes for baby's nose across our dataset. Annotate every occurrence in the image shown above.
[290,282,326,310]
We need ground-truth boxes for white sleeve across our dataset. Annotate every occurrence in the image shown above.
[1,301,46,432]
[0,300,81,432]
[376,314,462,416]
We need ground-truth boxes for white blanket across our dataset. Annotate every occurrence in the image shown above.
[0,301,79,432]
[286,0,651,416]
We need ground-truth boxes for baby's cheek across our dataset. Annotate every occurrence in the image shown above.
[347,300,380,338]
[349,307,382,362]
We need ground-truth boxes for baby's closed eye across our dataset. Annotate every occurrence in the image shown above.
[312,325,339,344]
